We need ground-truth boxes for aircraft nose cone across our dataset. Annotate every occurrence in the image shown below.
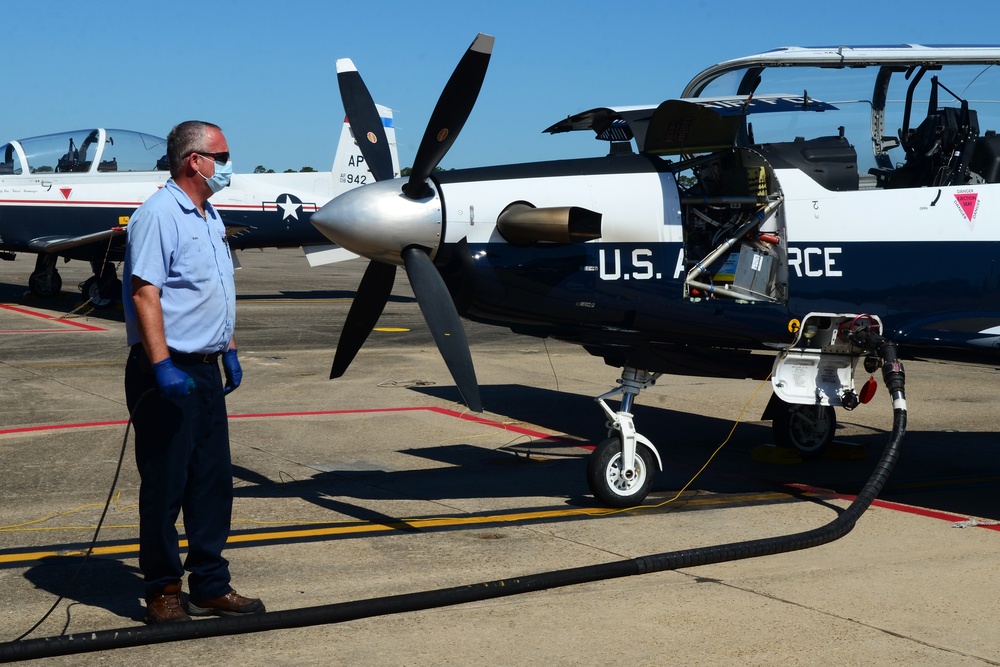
[311,178,443,266]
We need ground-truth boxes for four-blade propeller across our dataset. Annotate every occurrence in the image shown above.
[313,33,495,413]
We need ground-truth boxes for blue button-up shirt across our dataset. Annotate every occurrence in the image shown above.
[123,179,236,354]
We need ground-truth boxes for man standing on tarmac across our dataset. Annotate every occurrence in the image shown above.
[123,120,264,624]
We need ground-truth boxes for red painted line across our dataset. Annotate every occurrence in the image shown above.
[213,203,302,212]
[418,406,580,443]
[260,205,320,211]
[1,420,128,435]
[0,199,143,206]
[227,406,575,442]
[869,498,988,525]
[0,199,284,214]
[786,482,1000,532]
[0,407,572,445]
[868,498,1000,531]
[0,304,106,332]
[228,406,432,420]
[0,329,101,334]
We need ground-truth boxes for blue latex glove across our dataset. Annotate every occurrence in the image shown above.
[152,358,196,398]
[222,348,242,394]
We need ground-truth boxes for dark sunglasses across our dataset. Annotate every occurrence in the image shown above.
[190,151,230,164]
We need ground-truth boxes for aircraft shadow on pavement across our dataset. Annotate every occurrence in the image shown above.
[223,384,1000,530]
[225,390,757,512]
[407,383,1000,522]
[0,280,28,302]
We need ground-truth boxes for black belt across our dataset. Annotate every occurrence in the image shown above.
[170,350,223,364]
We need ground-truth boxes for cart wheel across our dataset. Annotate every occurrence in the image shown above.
[772,402,836,459]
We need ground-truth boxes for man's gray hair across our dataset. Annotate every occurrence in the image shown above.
[166,121,222,177]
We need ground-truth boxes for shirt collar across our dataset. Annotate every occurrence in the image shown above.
[164,178,219,220]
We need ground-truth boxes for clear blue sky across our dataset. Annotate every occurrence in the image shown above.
[3,0,996,173]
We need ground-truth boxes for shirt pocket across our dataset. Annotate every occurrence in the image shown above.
[173,237,213,285]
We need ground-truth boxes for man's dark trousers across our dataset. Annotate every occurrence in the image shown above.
[125,344,233,601]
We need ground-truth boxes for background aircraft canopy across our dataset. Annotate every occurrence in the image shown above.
[0,128,167,176]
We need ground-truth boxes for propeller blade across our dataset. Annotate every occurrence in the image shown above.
[401,246,483,412]
[337,58,394,183]
[404,33,494,199]
[330,260,397,379]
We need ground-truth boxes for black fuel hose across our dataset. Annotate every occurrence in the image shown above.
[0,344,906,663]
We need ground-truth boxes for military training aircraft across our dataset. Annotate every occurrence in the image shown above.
[310,37,1000,507]
[0,107,399,305]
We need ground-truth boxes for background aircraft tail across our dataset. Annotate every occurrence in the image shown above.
[303,104,398,267]
[331,103,399,190]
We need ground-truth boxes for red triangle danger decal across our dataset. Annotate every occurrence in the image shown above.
[60,188,72,199]
[954,192,978,221]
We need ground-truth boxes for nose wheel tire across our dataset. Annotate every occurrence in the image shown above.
[586,437,656,508]
[772,403,836,459]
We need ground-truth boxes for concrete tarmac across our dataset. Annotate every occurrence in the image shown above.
[1,249,999,665]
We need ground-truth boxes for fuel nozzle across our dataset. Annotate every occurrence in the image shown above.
[846,327,905,396]
[876,339,906,396]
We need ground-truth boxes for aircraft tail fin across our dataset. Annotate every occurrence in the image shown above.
[305,104,397,266]
[332,103,399,188]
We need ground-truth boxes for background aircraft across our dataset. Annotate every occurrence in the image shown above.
[310,37,1000,506]
[0,106,399,305]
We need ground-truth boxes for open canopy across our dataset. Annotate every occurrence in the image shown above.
[545,45,1000,172]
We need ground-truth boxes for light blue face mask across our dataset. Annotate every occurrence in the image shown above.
[200,158,233,194]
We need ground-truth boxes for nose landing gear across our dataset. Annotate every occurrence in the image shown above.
[587,367,664,507]
[585,314,883,506]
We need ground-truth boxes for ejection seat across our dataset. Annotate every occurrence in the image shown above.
[875,104,980,188]
[968,131,1000,183]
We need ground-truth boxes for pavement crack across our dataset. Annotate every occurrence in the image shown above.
[521,524,631,560]
[679,572,1000,665]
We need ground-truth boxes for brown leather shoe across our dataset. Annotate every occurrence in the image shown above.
[188,590,265,617]
[145,582,190,624]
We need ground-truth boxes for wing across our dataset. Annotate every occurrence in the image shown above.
[27,227,127,254]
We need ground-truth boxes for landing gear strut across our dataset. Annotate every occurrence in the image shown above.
[28,254,62,298]
[587,367,664,507]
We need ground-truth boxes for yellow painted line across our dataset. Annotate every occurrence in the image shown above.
[228,506,613,545]
[0,491,797,566]
[374,327,410,332]
[0,541,141,564]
